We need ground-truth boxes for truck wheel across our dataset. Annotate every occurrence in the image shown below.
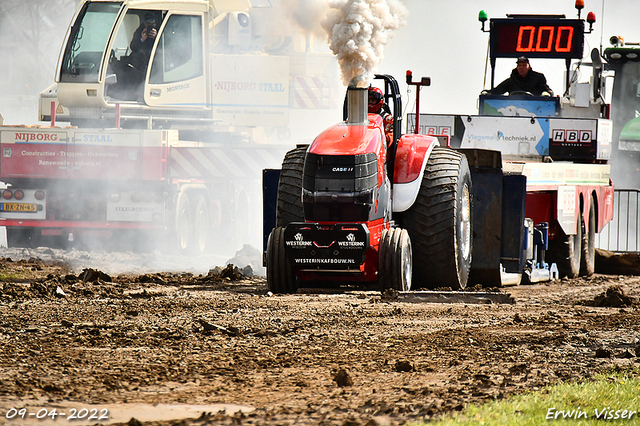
[378,228,412,291]
[266,227,298,294]
[401,147,472,290]
[175,191,192,252]
[276,145,308,227]
[580,196,596,276]
[193,195,210,253]
[233,188,250,248]
[6,229,39,248]
[548,222,582,278]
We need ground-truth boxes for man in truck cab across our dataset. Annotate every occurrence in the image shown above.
[108,12,159,101]
[484,56,554,97]
[368,86,394,144]
[129,13,158,73]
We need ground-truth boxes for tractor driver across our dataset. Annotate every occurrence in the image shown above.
[484,56,554,97]
[368,86,394,145]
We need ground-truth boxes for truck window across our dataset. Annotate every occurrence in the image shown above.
[105,9,163,102]
[110,11,145,61]
[149,15,203,84]
[59,2,121,83]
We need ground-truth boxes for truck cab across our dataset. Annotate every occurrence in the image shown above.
[55,1,210,120]
[1,0,341,254]
[41,0,340,143]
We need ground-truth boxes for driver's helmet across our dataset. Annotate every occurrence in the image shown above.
[368,87,384,113]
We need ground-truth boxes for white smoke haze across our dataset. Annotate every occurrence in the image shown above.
[278,0,330,38]
[321,0,408,87]
[2,0,640,273]
[0,0,79,125]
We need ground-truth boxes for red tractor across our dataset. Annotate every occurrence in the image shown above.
[265,74,473,293]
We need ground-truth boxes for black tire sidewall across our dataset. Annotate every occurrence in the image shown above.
[394,229,412,291]
[455,156,473,287]
[580,196,596,276]
[267,227,298,294]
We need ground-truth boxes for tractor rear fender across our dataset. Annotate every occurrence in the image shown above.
[391,134,440,212]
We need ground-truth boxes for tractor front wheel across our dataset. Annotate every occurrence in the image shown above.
[378,228,412,291]
[266,227,298,294]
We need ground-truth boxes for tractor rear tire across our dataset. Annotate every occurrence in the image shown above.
[401,147,472,290]
[276,145,308,227]
[548,221,582,278]
[266,227,298,294]
[580,196,596,277]
[379,228,412,291]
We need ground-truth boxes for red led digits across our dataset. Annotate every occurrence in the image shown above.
[536,26,554,52]
[555,26,574,52]
[516,26,535,52]
[515,25,574,53]
[491,18,583,59]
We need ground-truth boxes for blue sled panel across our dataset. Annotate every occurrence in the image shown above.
[501,174,527,274]
[460,149,527,286]
[262,169,280,265]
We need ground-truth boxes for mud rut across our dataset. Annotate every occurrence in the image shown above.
[0,253,638,426]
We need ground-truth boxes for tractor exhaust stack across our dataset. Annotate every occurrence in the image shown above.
[346,86,368,125]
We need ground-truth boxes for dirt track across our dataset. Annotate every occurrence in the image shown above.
[0,253,639,426]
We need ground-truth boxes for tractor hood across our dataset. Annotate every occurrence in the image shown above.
[302,116,389,223]
[308,83,385,157]
[308,116,385,157]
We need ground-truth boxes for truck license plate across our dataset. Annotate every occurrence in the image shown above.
[0,203,38,212]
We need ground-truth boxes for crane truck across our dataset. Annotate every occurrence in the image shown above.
[0,0,342,253]
[263,2,615,292]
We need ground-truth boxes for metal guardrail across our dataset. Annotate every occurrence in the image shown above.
[595,189,640,253]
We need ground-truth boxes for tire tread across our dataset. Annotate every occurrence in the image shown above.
[400,147,472,289]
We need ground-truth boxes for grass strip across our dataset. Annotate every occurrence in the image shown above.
[412,370,640,425]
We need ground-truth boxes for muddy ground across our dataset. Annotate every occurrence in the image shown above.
[0,248,638,426]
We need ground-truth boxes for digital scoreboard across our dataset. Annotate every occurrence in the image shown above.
[490,18,585,60]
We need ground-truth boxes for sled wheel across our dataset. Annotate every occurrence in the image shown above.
[401,147,472,290]
[175,191,192,253]
[193,195,210,253]
[580,195,596,276]
[276,145,308,227]
[266,227,298,294]
[548,219,582,279]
